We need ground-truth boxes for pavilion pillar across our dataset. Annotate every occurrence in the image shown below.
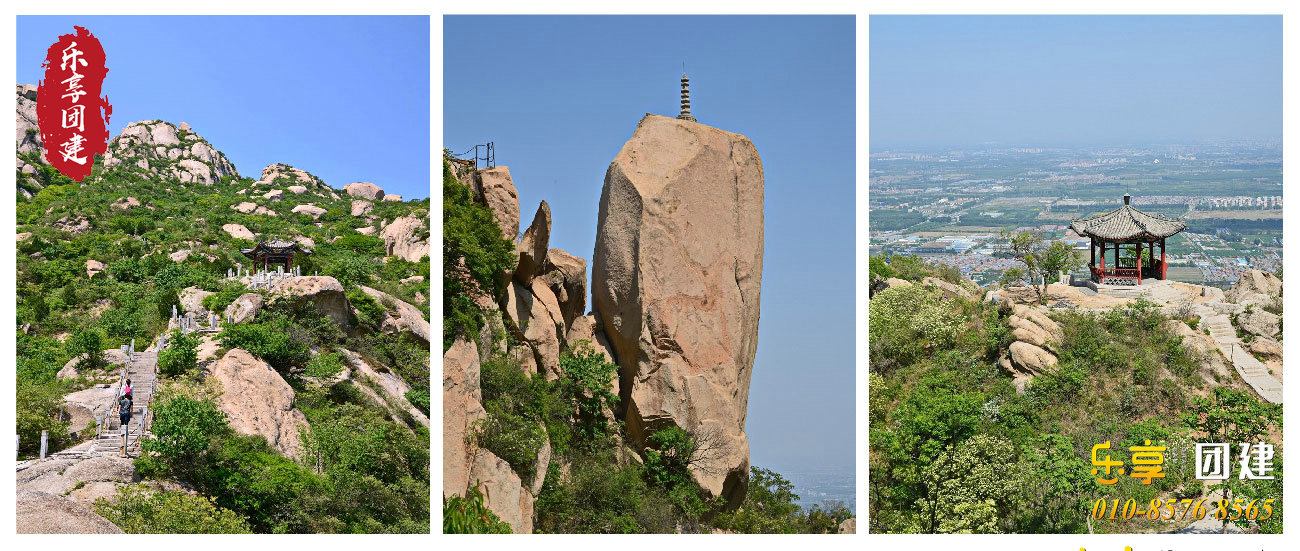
[1090,238,1095,270]
[1099,242,1105,283]
[1161,238,1167,279]
[1136,242,1142,285]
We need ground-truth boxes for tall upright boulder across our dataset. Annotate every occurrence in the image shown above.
[592,114,763,508]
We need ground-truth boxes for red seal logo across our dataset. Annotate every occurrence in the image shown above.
[36,26,112,182]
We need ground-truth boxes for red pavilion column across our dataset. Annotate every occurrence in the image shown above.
[1136,242,1142,285]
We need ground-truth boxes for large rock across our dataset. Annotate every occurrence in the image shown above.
[85,259,105,278]
[224,293,264,324]
[541,248,587,329]
[340,349,429,426]
[351,200,374,216]
[1007,315,1057,353]
[503,279,565,379]
[515,201,551,283]
[58,348,129,380]
[1226,269,1282,308]
[62,385,119,434]
[1249,336,1282,362]
[359,286,430,343]
[380,214,430,262]
[223,223,256,240]
[1008,341,1057,375]
[16,491,123,533]
[470,166,521,240]
[1237,308,1280,339]
[270,276,352,331]
[467,450,532,533]
[443,339,485,499]
[344,181,386,200]
[209,349,309,458]
[179,286,214,317]
[291,204,327,219]
[922,276,974,300]
[592,114,763,508]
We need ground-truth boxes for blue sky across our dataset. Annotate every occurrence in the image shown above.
[871,15,1282,149]
[18,15,430,199]
[445,15,856,479]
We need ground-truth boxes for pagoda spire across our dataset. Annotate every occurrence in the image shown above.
[677,70,696,122]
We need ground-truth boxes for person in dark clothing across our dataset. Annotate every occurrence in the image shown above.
[119,395,133,456]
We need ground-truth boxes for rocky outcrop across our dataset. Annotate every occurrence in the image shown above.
[1237,308,1280,339]
[340,349,429,426]
[61,385,118,433]
[839,517,857,534]
[1226,269,1282,308]
[380,214,430,262]
[997,304,1063,393]
[542,249,587,329]
[1164,320,1233,385]
[209,349,309,458]
[344,182,385,200]
[101,120,238,184]
[468,166,520,240]
[253,164,335,197]
[515,201,551,282]
[17,490,123,533]
[921,277,975,300]
[16,85,44,196]
[270,276,352,331]
[382,194,402,202]
[592,114,763,507]
[85,259,105,278]
[1249,336,1282,362]
[58,348,130,380]
[17,455,136,503]
[224,293,264,324]
[359,286,430,343]
[503,279,564,379]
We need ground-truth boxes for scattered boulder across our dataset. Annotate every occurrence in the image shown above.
[351,200,374,216]
[592,114,763,508]
[16,490,123,533]
[169,249,192,262]
[1249,336,1282,362]
[287,185,308,194]
[222,223,256,240]
[232,201,257,213]
[382,194,402,202]
[344,181,385,200]
[263,189,283,201]
[291,204,327,219]
[224,293,264,324]
[209,349,309,458]
[85,259,105,278]
[179,286,214,317]
[839,517,857,534]
[111,196,141,210]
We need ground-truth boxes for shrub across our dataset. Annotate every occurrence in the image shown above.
[323,253,377,288]
[93,485,251,534]
[444,484,512,533]
[218,313,311,372]
[443,159,516,349]
[869,284,965,372]
[16,380,72,456]
[139,395,229,477]
[348,289,385,328]
[304,352,345,379]
[67,327,107,371]
[556,341,620,443]
[158,330,201,377]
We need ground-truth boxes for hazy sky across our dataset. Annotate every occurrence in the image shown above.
[870,15,1282,149]
[445,15,856,477]
[18,16,430,199]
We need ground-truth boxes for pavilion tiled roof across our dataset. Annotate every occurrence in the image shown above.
[1069,195,1187,241]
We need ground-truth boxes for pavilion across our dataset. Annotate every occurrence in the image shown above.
[240,237,311,272]
[1069,194,1187,286]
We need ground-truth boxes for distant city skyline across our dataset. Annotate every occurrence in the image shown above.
[870,15,1281,150]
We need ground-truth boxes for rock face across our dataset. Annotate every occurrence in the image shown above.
[542,248,587,329]
[351,200,374,216]
[469,166,521,240]
[921,277,974,300]
[209,349,309,458]
[503,279,564,379]
[62,385,118,433]
[344,181,386,200]
[179,286,215,317]
[442,339,485,499]
[380,214,430,262]
[17,490,123,533]
[270,276,352,331]
[340,349,429,426]
[101,121,238,184]
[592,114,764,507]
[253,164,334,196]
[1237,308,1280,339]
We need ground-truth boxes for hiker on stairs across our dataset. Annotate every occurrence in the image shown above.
[119,394,133,457]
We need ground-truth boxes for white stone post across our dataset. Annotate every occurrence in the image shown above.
[39,430,48,459]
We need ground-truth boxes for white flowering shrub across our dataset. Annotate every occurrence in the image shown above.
[869,284,966,371]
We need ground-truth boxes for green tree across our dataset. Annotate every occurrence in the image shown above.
[139,395,229,478]
[1001,230,1083,304]
[1183,387,1282,533]
[915,434,1017,534]
[443,158,516,350]
[68,326,107,372]
[158,330,200,377]
[443,484,513,533]
[556,341,620,442]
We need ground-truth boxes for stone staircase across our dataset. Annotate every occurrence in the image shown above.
[1198,310,1282,404]
[51,349,159,460]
